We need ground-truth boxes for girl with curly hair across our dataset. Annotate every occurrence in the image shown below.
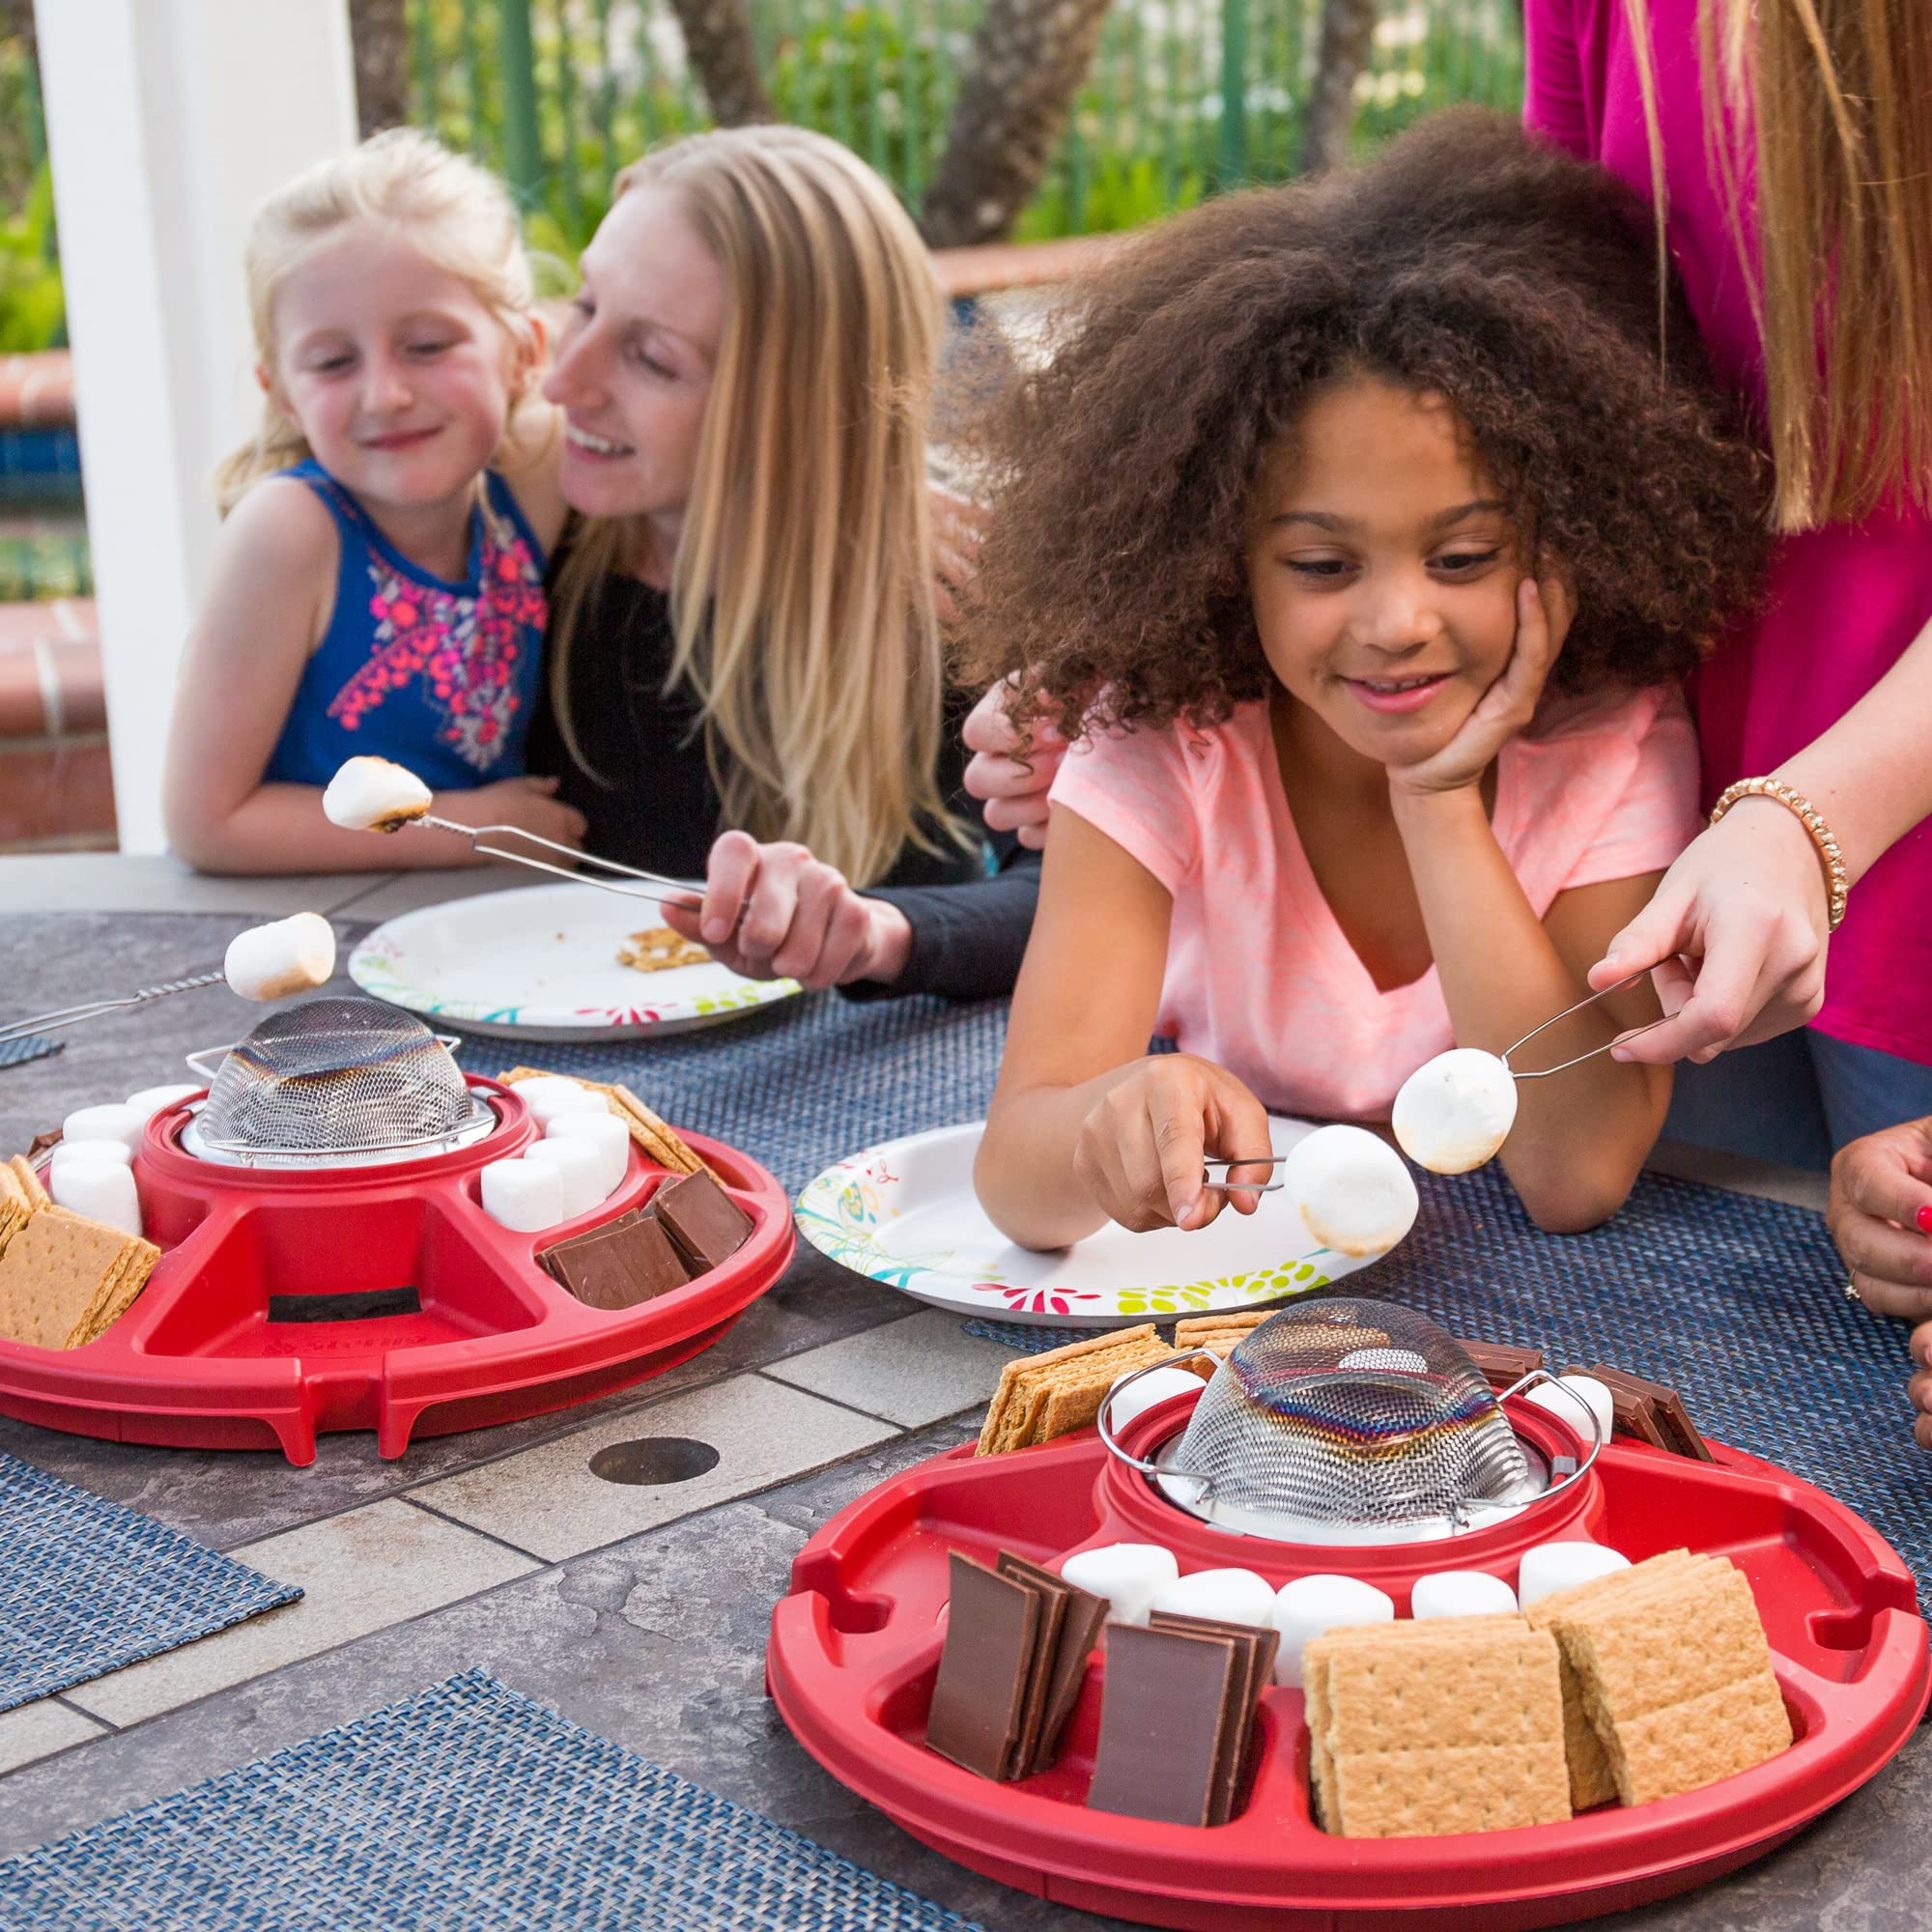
[965,112,1771,1246]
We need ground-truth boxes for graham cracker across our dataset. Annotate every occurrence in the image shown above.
[975,1325,1172,1455]
[1550,1558,1790,1806]
[0,1206,160,1350]
[8,1154,49,1211]
[1326,1740,1573,1837]
[0,1163,35,1261]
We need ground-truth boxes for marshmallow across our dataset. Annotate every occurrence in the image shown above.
[50,1139,134,1179]
[1059,1544,1179,1627]
[125,1083,201,1123]
[1271,1575,1395,1687]
[1105,1364,1206,1434]
[1517,1542,1631,1608]
[480,1157,565,1233]
[1411,1570,1520,1619]
[62,1102,146,1156]
[1283,1125,1419,1257]
[512,1076,609,1130]
[1392,1048,1520,1174]
[224,913,337,1002]
[1150,1567,1275,1630]
[1524,1374,1614,1449]
[1338,1347,1428,1374]
[49,1157,142,1236]
[522,1137,606,1219]
[545,1110,631,1197]
[323,755,433,832]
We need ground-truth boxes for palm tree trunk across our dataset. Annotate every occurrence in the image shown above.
[920,0,1114,248]
[1301,0,1379,175]
[663,0,773,127]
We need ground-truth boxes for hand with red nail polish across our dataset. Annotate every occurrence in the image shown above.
[1829,1116,1932,1346]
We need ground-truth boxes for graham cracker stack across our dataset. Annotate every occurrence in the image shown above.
[1304,1616,1571,1837]
[1538,1553,1791,1807]
[1173,1311,1390,1361]
[0,1205,160,1350]
[975,1324,1176,1455]
[0,1159,41,1258]
[497,1066,713,1180]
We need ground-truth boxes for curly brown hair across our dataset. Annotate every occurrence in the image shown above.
[955,110,1771,735]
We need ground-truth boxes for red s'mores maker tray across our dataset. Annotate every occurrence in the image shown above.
[0,1005,792,1465]
[767,1379,1929,1930]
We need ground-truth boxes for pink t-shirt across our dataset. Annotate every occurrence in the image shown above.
[1049,687,1701,1121]
[1525,0,1932,1065]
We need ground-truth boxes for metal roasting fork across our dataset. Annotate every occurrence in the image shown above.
[0,971,228,1047]
[409,814,704,912]
[1200,970,1673,1195]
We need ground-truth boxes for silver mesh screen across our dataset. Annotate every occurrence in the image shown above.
[198,998,473,1154]
[1167,1297,1530,1530]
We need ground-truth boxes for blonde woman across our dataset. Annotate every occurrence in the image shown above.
[529,125,1036,996]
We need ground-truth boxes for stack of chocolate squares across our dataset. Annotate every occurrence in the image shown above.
[1087,1610,1279,1827]
[926,1549,1108,1781]
[975,1324,1183,1455]
[1562,1362,1712,1459]
[1303,1617,1572,1836]
[1524,1548,1789,1807]
[539,1168,752,1312]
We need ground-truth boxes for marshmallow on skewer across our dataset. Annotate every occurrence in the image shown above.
[1106,1364,1206,1433]
[513,1076,609,1130]
[62,1102,146,1156]
[1270,1574,1394,1687]
[480,1157,565,1233]
[1059,1544,1179,1628]
[50,1157,142,1236]
[1150,1567,1275,1629]
[126,1083,201,1123]
[1517,1542,1630,1607]
[1283,1125,1419,1257]
[1524,1374,1614,1447]
[522,1137,606,1219]
[545,1111,631,1197]
[1392,1047,1520,1175]
[323,755,433,833]
[224,913,336,1002]
[1411,1570,1520,1619]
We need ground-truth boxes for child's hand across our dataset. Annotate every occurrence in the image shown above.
[1073,1054,1275,1234]
[439,776,588,856]
[1387,573,1571,799]
[962,677,1065,849]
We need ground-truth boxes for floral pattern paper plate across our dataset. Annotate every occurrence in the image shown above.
[349,882,802,1041]
[794,1118,1395,1327]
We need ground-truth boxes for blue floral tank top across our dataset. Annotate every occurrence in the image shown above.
[262,460,547,791]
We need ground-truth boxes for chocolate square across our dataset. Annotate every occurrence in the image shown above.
[926,1552,1041,1780]
[541,1210,691,1311]
[1086,1623,1241,1828]
[1565,1363,1672,1450]
[1000,1552,1106,1776]
[1458,1339,1546,1390]
[1148,1610,1279,1822]
[1583,1363,1714,1461]
[653,1169,753,1275]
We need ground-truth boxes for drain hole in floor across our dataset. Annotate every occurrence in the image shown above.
[589,1437,721,1486]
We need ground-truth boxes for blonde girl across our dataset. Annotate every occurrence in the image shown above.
[163,128,582,872]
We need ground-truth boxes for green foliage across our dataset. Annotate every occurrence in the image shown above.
[1017,154,1204,242]
[0,163,64,354]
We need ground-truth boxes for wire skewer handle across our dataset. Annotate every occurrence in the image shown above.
[412,815,705,913]
[1502,969,1673,1080]
[1199,1153,1289,1195]
[0,970,227,1046]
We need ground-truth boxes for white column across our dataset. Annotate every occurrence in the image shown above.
[34,0,358,854]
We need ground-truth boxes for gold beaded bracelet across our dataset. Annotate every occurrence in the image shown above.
[1707,777,1849,932]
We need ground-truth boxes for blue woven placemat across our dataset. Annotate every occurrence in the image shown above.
[0,1452,301,1713]
[0,1668,984,1931]
[461,991,1008,1197]
[0,1032,60,1067]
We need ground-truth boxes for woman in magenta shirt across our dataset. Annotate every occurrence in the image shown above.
[1523,0,1932,1169]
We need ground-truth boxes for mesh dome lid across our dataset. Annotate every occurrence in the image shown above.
[196,997,476,1156]
[1158,1297,1533,1536]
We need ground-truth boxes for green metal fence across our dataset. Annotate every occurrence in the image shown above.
[406,0,1523,253]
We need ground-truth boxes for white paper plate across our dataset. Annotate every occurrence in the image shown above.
[349,882,804,1040]
[794,1118,1395,1326]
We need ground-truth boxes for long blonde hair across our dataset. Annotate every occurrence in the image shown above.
[548,126,958,889]
[213,128,543,514]
[1622,0,1932,530]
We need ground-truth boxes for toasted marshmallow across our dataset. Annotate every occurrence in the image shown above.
[1392,1048,1519,1174]
[224,913,337,1002]
[1283,1125,1418,1257]
[323,755,433,832]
